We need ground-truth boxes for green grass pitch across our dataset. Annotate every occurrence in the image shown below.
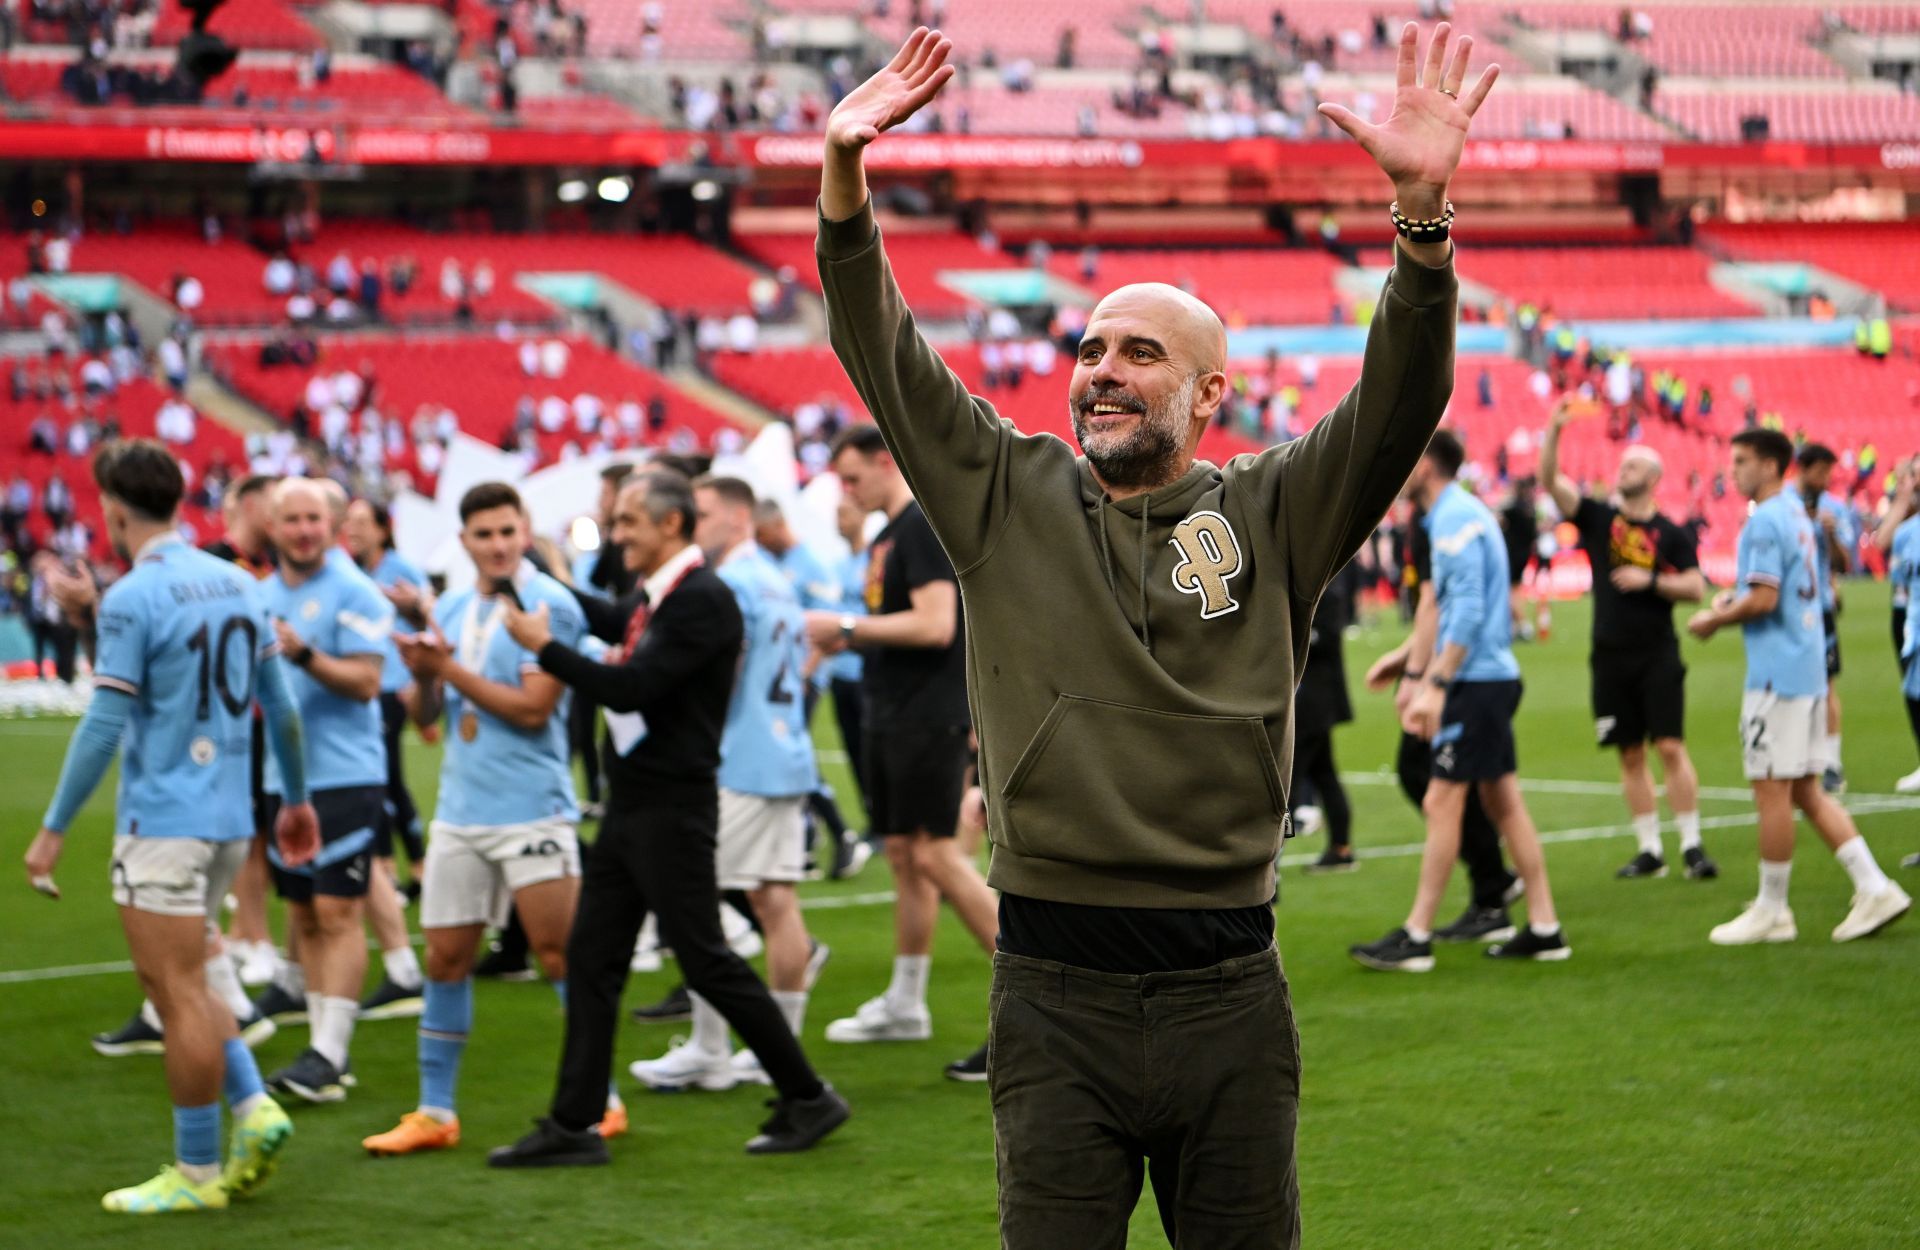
[3,586,1917,1249]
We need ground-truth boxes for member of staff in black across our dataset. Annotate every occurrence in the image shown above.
[487,469,849,1165]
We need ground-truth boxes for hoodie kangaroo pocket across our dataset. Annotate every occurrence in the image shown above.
[998,695,1286,873]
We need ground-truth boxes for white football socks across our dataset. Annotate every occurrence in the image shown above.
[772,990,808,1039]
[1835,837,1890,895]
[1675,810,1702,853]
[206,951,255,1020]
[885,955,931,1014]
[1758,860,1792,910]
[309,995,358,1070]
[1631,811,1662,857]
[383,945,424,991]
[688,991,731,1057]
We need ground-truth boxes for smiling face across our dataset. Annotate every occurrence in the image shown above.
[1069,284,1227,493]
[611,480,680,576]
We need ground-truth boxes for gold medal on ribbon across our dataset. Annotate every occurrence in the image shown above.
[458,710,479,742]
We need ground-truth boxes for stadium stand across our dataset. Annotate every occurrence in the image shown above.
[1047,247,1345,327]
[1653,80,1920,142]
[738,229,1020,319]
[1700,222,1920,313]
[0,51,475,123]
[2,371,237,552]
[211,335,745,468]
[1449,246,1762,320]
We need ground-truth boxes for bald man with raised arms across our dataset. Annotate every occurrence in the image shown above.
[817,24,1497,1249]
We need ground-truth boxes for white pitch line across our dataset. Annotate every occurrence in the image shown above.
[0,959,136,984]
[9,796,1917,985]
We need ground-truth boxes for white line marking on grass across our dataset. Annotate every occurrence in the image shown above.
[1337,771,1827,805]
[0,959,136,984]
[7,795,1917,985]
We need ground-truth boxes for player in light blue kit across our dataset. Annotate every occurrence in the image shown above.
[756,495,868,878]
[363,481,613,1156]
[343,497,430,1020]
[258,478,394,1103]
[628,477,828,1092]
[1353,431,1566,972]
[22,441,317,1214]
[1891,504,1920,865]
[1793,443,1856,793]
[1687,429,1909,944]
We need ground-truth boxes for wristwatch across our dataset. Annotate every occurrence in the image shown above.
[1426,673,1452,689]
[838,614,857,645]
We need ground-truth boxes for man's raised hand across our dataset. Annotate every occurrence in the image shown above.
[827,27,956,155]
[1318,22,1498,218]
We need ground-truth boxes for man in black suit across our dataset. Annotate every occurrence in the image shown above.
[489,469,849,1166]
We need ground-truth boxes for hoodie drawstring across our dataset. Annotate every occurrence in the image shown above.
[1094,490,1155,654]
[1138,492,1153,655]
[1095,494,1118,600]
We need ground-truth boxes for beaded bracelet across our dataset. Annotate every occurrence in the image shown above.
[1390,200,1455,242]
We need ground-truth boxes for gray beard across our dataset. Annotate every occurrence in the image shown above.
[1072,375,1195,492]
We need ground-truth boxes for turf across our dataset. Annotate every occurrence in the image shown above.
[3,585,1917,1249]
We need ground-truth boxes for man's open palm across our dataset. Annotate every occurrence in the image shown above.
[1319,23,1498,211]
[827,26,955,152]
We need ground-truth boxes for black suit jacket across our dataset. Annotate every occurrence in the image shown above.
[538,565,744,796]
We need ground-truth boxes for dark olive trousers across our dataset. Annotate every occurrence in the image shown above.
[989,949,1301,1249]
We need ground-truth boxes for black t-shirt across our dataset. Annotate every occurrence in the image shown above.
[998,893,1275,975]
[1573,497,1698,651]
[863,501,968,728]
[1406,508,1431,587]
[1501,497,1538,572]
[201,538,275,581]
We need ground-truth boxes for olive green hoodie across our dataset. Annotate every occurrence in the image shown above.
[819,200,1457,909]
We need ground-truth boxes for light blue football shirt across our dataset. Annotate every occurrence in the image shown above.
[261,555,392,794]
[1736,492,1825,698]
[363,548,427,694]
[828,546,868,684]
[430,568,586,827]
[774,542,840,612]
[717,544,819,798]
[1893,516,1920,699]
[93,533,275,841]
[1427,482,1521,683]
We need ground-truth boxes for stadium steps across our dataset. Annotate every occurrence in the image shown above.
[668,367,778,430]
[187,371,283,440]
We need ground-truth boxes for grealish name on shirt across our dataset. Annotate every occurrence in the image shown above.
[167,578,248,606]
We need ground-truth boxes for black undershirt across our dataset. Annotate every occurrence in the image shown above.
[998,893,1276,975]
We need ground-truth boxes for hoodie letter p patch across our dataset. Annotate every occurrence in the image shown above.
[1169,510,1243,620]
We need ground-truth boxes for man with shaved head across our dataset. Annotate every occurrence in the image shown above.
[819,22,1497,1248]
[1540,396,1713,881]
[258,477,394,1103]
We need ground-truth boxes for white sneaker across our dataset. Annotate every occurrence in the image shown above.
[1832,883,1912,943]
[628,1039,737,1092]
[824,995,932,1043]
[729,1049,771,1086]
[1896,766,1920,795]
[235,942,280,988]
[1709,901,1798,946]
[722,904,763,960]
